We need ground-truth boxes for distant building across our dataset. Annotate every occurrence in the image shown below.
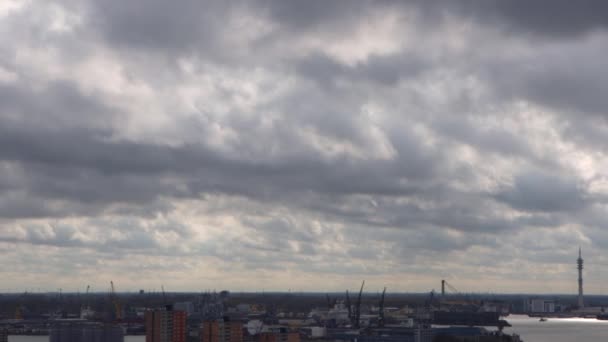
[526,299,555,313]
[254,326,299,342]
[174,302,195,316]
[49,322,123,342]
[145,306,187,342]
[0,328,7,342]
[236,304,251,313]
[306,327,326,338]
[201,317,244,342]
[328,327,434,342]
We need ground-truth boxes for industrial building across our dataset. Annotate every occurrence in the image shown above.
[328,327,434,342]
[145,305,187,342]
[49,322,123,342]
[525,299,555,314]
[256,327,299,342]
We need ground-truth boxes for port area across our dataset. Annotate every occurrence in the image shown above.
[528,307,608,319]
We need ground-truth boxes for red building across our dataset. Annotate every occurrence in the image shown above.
[257,332,299,342]
[145,306,187,342]
[201,318,244,342]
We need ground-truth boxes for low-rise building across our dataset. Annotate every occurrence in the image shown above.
[49,322,123,342]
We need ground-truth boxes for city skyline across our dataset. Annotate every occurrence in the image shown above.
[0,249,598,295]
[2,1,608,294]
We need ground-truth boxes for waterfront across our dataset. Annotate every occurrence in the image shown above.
[8,316,608,342]
[8,337,144,342]
[504,314,608,341]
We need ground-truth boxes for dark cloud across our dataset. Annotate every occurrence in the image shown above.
[258,0,608,40]
[0,76,450,219]
[256,0,374,31]
[295,52,429,87]
[0,80,117,129]
[466,0,608,38]
[403,0,608,39]
[494,170,588,213]
[433,115,529,157]
[87,0,232,53]
[86,0,608,57]
[479,38,608,116]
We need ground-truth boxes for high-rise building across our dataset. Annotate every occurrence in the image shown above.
[49,322,123,342]
[578,247,584,309]
[201,318,244,342]
[0,328,8,342]
[145,306,187,342]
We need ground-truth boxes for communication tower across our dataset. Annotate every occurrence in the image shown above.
[577,247,584,309]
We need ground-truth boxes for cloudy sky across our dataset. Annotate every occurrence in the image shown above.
[2,0,608,294]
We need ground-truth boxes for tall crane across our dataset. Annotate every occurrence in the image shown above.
[354,281,365,329]
[80,285,92,319]
[326,294,335,309]
[110,281,122,320]
[378,287,386,328]
[345,290,352,323]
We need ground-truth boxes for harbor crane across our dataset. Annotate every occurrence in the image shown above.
[80,285,93,319]
[354,280,365,329]
[378,287,386,328]
[326,294,337,309]
[110,281,122,320]
[162,284,169,306]
[345,290,352,322]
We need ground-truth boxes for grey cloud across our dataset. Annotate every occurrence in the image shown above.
[295,51,429,87]
[0,80,117,130]
[256,0,376,31]
[433,116,529,157]
[0,120,442,219]
[87,0,232,53]
[0,75,452,219]
[85,0,608,60]
[494,170,588,213]
[0,194,62,219]
[403,0,608,39]
[559,117,608,151]
[465,0,608,38]
[481,39,608,116]
[3,0,608,292]
[260,0,608,40]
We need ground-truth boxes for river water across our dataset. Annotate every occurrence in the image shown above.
[9,337,144,342]
[503,314,608,341]
[9,316,608,342]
